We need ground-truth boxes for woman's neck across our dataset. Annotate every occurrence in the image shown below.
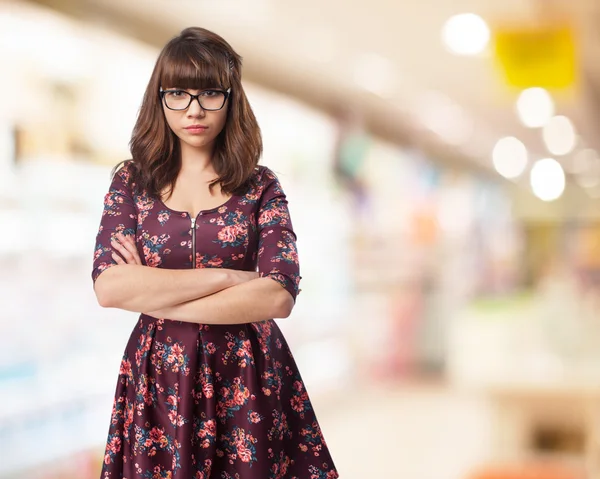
[179,142,216,177]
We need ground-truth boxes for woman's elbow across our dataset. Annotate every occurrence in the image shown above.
[94,282,113,308]
[93,270,119,308]
[276,290,295,318]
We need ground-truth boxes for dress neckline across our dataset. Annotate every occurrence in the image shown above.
[156,193,239,218]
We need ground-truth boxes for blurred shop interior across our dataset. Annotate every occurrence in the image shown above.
[3,0,600,478]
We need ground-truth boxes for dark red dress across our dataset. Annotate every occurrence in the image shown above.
[92,161,338,479]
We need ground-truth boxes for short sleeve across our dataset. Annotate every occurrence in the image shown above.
[91,162,137,283]
[257,168,302,302]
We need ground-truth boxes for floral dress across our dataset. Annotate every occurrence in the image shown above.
[92,161,338,479]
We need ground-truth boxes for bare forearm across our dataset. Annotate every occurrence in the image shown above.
[147,277,295,325]
[94,265,240,312]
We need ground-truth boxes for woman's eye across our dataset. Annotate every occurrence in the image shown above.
[167,90,185,97]
[201,90,218,97]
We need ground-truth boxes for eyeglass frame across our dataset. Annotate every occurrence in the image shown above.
[159,87,232,111]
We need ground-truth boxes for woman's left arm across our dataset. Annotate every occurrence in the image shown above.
[146,168,301,324]
[146,276,293,324]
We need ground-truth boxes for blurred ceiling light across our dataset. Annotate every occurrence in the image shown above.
[576,174,600,189]
[441,13,490,56]
[571,148,600,188]
[570,148,599,175]
[542,115,577,156]
[516,88,554,128]
[353,52,396,98]
[530,158,565,201]
[492,136,528,179]
[415,90,474,146]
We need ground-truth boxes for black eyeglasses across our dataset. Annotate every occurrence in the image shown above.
[159,88,231,111]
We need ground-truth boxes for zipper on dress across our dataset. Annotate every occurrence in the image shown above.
[191,216,196,269]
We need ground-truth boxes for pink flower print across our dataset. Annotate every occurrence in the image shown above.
[245,190,260,202]
[136,196,154,212]
[196,253,224,269]
[233,388,247,406]
[150,427,169,449]
[280,244,298,263]
[119,359,131,376]
[220,386,231,399]
[171,344,183,356]
[168,410,177,425]
[259,209,277,226]
[203,382,214,398]
[249,412,262,424]
[157,211,170,225]
[124,405,134,436]
[238,445,252,463]
[293,380,303,392]
[196,419,216,448]
[291,396,304,413]
[217,225,239,244]
[198,365,214,399]
[108,436,121,454]
[145,251,162,267]
[203,419,216,436]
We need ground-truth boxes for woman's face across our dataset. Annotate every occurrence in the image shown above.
[161,88,228,152]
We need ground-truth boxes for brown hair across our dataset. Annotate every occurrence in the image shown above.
[124,27,262,197]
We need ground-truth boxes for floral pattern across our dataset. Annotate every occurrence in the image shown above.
[93,162,337,478]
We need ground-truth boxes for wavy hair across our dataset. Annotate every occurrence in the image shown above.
[123,27,262,197]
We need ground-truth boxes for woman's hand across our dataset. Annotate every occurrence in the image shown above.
[111,233,142,265]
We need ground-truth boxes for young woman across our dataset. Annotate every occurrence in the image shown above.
[92,26,338,479]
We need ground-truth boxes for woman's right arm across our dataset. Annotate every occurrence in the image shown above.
[91,163,253,313]
[94,263,254,313]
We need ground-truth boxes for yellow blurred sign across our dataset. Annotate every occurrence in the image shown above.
[493,25,577,89]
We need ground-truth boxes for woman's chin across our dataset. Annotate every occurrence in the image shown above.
[181,137,215,150]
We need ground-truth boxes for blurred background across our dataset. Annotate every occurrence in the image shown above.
[2,0,600,478]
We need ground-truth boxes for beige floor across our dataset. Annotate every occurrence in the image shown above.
[312,381,495,479]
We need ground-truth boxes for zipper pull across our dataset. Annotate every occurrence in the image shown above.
[191,217,196,228]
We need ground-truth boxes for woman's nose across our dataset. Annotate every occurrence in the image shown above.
[186,97,206,117]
